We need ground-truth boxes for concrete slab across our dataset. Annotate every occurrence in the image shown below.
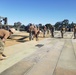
[0,31,76,75]
[0,38,65,75]
[0,41,38,73]
[53,40,76,75]
[23,41,65,75]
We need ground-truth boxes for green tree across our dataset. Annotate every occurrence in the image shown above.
[14,22,22,31]
[62,19,69,27]
[54,22,62,30]
[45,23,52,29]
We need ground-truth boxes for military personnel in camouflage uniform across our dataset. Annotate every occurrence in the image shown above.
[60,26,65,38]
[50,26,54,37]
[60,27,63,38]
[28,24,34,40]
[0,28,15,60]
[43,26,46,37]
[33,26,40,41]
[73,25,76,39]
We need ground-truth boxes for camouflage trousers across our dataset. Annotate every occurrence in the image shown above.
[43,30,46,37]
[74,32,76,38]
[0,38,4,54]
[29,31,34,40]
[51,32,54,37]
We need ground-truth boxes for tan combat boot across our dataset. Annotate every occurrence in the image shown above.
[1,53,7,57]
[0,54,7,60]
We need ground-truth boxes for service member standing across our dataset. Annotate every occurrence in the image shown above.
[73,25,76,39]
[60,27,64,38]
[28,24,34,40]
[43,26,46,37]
[50,26,54,37]
[33,26,40,41]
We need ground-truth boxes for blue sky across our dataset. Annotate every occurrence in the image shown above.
[0,0,76,25]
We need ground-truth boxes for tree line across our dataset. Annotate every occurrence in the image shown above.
[0,19,76,31]
[54,19,76,30]
[13,19,76,31]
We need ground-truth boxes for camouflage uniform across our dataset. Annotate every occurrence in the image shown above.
[43,26,46,37]
[33,26,40,41]
[73,26,76,39]
[50,26,54,37]
[29,25,34,40]
[61,27,64,38]
[0,29,10,55]
[0,38,4,54]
